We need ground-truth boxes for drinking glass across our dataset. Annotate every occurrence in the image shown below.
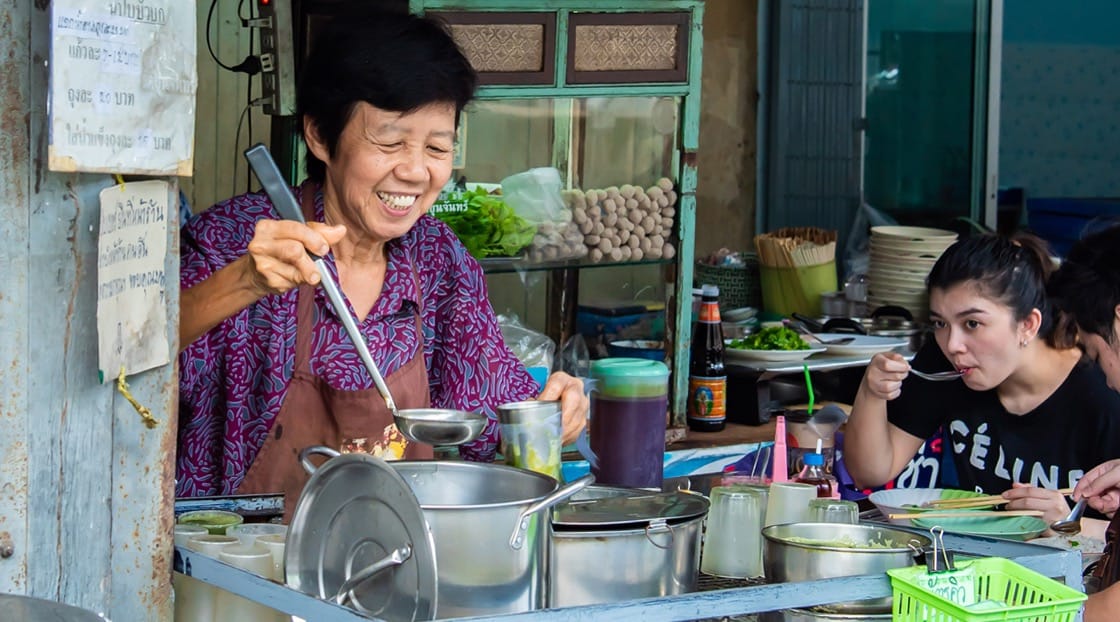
[217,544,288,621]
[700,485,766,578]
[227,522,288,547]
[808,498,859,524]
[497,400,562,479]
[764,482,816,527]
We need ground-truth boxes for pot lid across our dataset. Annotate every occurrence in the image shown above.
[286,451,437,622]
[552,485,709,529]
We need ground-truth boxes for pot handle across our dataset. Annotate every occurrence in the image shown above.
[299,445,341,475]
[645,520,674,550]
[334,545,411,606]
[508,474,595,550]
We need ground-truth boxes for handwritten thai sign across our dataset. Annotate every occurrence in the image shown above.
[97,180,171,381]
[49,0,196,175]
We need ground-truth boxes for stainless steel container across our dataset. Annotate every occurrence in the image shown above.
[390,461,589,619]
[762,523,930,613]
[549,486,708,607]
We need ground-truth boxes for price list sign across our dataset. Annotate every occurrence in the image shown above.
[49,0,196,175]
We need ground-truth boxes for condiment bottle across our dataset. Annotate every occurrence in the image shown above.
[687,284,726,432]
[794,451,837,499]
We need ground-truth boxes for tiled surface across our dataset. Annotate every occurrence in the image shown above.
[999,43,1120,197]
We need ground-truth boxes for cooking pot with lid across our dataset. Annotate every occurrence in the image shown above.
[549,485,709,607]
[287,446,592,620]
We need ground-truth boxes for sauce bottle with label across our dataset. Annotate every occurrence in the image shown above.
[687,284,726,432]
[794,451,838,498]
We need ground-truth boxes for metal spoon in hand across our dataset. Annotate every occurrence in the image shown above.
[1050,498,1088,535]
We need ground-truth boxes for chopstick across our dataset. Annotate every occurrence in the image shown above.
[887,510,1045,520]
[923,488,1073,509]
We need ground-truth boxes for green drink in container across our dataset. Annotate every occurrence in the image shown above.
[589,358,670,489]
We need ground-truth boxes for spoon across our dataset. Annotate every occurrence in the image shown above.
[908,368,965,382]
[245,144,399,418]
[1050,498,1088,535]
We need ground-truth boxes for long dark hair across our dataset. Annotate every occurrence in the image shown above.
[1050,222,1120,345]
[927,233,1077,348]
[297,9,478,183]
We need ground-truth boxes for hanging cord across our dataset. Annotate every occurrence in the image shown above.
[205,0,262,75]
[116,367,158,429]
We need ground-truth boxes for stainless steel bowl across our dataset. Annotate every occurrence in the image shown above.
[762,522,930,613]
[393,408,488,446]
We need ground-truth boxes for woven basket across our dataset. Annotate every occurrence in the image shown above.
[694,254,762,311]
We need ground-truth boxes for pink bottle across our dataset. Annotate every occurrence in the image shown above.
[772,415,788,483]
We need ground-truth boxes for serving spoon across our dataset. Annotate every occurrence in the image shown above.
[1050,498,1088,535]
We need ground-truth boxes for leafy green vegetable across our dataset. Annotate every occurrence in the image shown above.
[432,187,537,258]
[730,326,809,351]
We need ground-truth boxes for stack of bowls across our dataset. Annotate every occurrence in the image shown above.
[867,226,957,319]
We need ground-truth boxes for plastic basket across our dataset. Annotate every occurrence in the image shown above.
[888,558,1087,622]
[694,255,762,311]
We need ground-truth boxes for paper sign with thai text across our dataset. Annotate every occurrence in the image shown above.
[49,0,196,175]
[97,180,171,381]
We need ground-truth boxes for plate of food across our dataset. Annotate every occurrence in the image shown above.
[1030,534,1106,570]
[868,488,996,525]
[911,515,1049,541]
[812,333,911,356]
[725,326,825,362]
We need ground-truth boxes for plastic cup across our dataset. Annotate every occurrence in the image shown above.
[497,400,562,479]
[764,482,816,527]
[227,522,288,547]
[217,544,288,621]
[808,498,859,524]
[700,485,766,578]
[256,533,287,582]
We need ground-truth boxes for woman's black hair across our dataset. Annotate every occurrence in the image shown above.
[926,232,1077,348]
[1050,222,1120,345]
[297,9,477,183]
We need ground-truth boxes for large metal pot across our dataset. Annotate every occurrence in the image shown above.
[762,523,930,613]
[289,447,591,620]
[548,486,709,607]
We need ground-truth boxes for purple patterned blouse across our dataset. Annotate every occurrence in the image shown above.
[177,185,537,496]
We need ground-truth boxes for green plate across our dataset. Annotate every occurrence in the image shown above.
[912,515,1048,541]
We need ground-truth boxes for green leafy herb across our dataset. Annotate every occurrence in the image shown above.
[729,326,810,351]
[433,187,537,258]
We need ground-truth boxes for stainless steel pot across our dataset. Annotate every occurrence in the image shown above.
[549,486,708,607]
[762,523,930,613]
[293,447,591,619]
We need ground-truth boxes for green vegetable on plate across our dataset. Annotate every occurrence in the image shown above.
[729,326,810,351]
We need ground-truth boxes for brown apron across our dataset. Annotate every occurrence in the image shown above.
[236,182,433,519]
[1090,511,1120,592]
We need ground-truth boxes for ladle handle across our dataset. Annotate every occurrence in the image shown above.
[244,144,397,414]
[509,475,595,550]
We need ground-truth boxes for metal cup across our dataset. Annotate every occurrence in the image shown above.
[497,400,562,479]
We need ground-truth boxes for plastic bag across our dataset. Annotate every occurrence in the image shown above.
[497,314,556,388]
[500,167,568,225]
[501,168,588,262]
[843,202,899,278]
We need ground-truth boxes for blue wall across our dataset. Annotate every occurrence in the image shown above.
[1003,0,1120,46]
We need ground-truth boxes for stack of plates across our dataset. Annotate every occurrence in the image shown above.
[867,226,958,319]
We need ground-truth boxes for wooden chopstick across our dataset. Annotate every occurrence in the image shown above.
[887,510,1045,520]
[923,488,1073,508]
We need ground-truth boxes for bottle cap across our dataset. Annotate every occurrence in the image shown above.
[701,284,720,297]
[803,452,825,466]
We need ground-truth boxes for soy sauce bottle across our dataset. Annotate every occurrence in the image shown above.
[687,284,726,432]
[795,452,837,498]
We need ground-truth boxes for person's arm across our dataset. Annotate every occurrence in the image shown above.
[844,351,928,487]
[179,218,345,351]
[1076,458,1120,517]
[1085,584,1120,622]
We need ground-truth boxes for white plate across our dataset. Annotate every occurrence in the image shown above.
[871,226,959,241]
[812,333,910,356]
[724,345,827,362]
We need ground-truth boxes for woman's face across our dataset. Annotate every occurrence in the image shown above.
[929,282,1039,391]
[306,101,457,244]
[1081,312,1120,391]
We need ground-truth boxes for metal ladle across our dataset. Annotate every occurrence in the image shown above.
[244,144,485,446]
[1050,498,1088,535]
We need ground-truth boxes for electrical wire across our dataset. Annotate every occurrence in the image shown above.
[205,0,238,72]
[232,102,251,198]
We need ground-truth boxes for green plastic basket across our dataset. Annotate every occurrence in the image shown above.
[888,558,1086,622]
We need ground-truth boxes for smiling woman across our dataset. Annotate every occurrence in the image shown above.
[843,232,1120,534]
[175,8,589,518]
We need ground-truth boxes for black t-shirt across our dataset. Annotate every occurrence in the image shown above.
[888,340,1120,494]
